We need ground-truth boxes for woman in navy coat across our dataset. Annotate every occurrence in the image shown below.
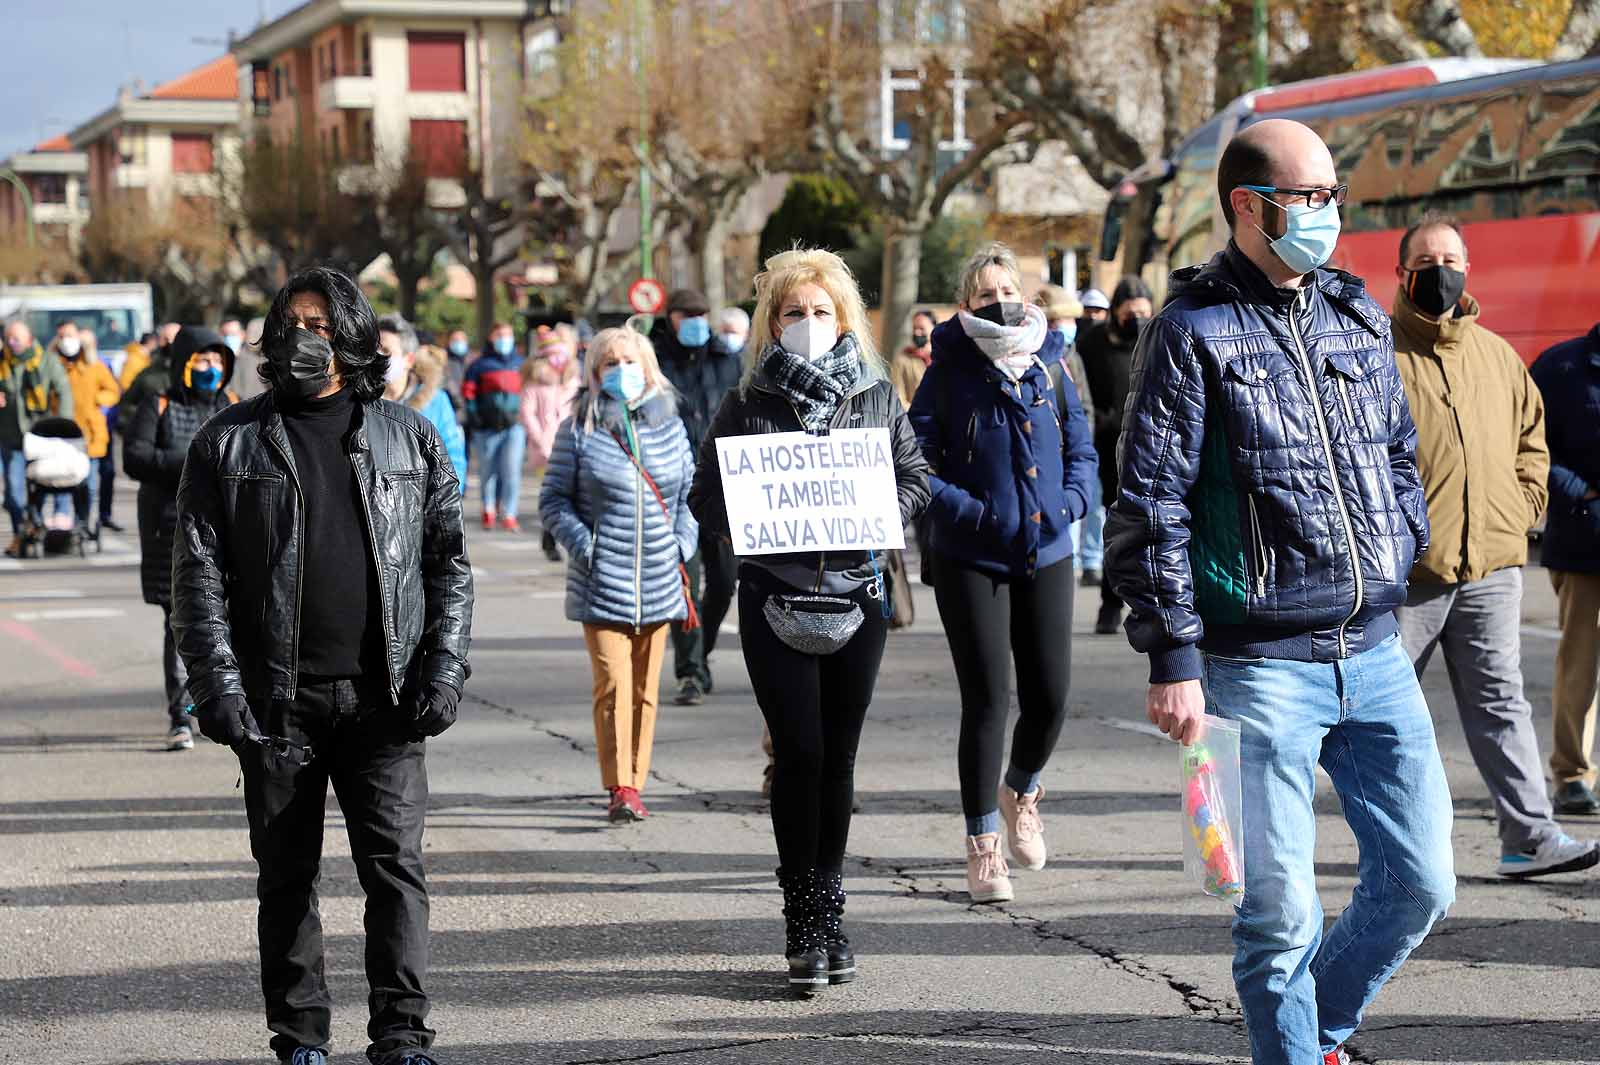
[908,242,1098,905]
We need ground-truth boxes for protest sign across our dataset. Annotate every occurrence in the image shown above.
[714,429,905,556]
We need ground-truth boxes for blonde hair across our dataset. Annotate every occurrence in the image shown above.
[745,247,882,388]
[956,241,1023,307]
[583,326,669,431]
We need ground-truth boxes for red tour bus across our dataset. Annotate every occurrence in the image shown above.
[1097,56,1600,363]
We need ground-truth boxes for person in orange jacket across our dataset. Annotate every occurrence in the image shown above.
[52,321,120,530]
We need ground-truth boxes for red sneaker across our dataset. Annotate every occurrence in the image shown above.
[500,516,521,533]
[1323,1048,1350,1065]
[481,511,495,531]
[621,786,648,819]
[608,787,643,823]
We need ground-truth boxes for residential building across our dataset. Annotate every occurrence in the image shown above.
[1,136,90,249]
[68,55,241,217]
[232,0,560,203]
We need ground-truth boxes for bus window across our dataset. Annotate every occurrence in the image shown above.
[1521,79,1600,217]
[1406,90,1523,223]
[1322,106,1417,233]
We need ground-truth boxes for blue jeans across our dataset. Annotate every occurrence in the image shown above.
[477,426,525,520]
[1201,632,1455,1064]
[1075,503,1105,571]
[1,445,25,533]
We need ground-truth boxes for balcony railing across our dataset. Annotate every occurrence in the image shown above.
[319,76,376,111]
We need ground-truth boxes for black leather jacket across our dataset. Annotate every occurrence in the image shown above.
[172,392,473,706]
[689,369,931,589]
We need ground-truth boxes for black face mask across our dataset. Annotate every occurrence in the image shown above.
[973,301,1027,328]
[266,326,335,404]
[1405,264,1467,318]
[1118,314,1150,338]
[910,331,929,348]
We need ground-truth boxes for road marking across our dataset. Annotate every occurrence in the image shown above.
[471,566,493,579]
[720,623,739,637]
[12,607,126,621]
[87,555,137,567]
[0,619,96,678]
[0,590,86,600]
[1093,715,1168,740]
[1522,625,1561,640]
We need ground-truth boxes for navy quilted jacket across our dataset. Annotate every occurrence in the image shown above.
[908,319,1099,579]
[1105,243,1429,683]
[1530,325,1600,574]
[539,390,697,628]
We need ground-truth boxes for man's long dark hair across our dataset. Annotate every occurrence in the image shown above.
[258,266,385,401]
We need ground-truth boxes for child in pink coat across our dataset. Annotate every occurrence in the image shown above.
[522,324,581,560]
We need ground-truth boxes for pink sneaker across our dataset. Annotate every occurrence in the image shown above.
[965,832,1014,903]
[998,784,1047,871]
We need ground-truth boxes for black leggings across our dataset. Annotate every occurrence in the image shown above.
[739,571,889,873]
[935,558,1073,821]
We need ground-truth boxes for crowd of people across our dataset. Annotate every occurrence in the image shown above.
[7,114,1600,1065]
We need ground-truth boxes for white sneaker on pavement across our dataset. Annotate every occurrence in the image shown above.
[965,832,1014,903]
[1498,832,1600,879]
[998,784,1047,871]
[167,725,195,752]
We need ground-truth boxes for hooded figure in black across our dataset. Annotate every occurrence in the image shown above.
[1077,276,1155,634]
[123,325,236,748]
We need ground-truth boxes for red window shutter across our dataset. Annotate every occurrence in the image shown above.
[171,133,214,174]
[409,119,467,179]
[407,32,466,92]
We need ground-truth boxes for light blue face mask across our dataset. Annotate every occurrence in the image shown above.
[676,316,710,348]
[601,362,646,403]
[1245,188,1341,276]
[1054,323,1077,345]
[492,336,515,357]
[448,339,468,358]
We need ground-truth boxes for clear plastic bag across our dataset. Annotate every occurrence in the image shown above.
[1180,716,1245,903]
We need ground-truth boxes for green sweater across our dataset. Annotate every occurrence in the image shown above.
[0,342,74,448]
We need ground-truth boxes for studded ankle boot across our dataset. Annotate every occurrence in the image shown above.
[777,867,828,996]
[814,870,856,984]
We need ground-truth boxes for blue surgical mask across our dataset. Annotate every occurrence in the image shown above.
[448,339,468,358]
[1054,322,1077,345]
[601,363,647,403]
[492,336,515,357]
[222,334,243,354]
[191,365,223,393]
[676,316,710,348]
[1252,192,1341,276]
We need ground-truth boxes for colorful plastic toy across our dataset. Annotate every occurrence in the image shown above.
[1183,743,1243,899]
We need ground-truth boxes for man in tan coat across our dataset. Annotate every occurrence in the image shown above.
[1392,214,1598,878]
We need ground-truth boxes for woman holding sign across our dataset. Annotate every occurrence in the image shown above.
[908,242,1099,906]
[690,248,930,996]
[539,327,698,825]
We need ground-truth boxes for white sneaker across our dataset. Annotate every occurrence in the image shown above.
[1498,832,1600,878]
[167,725,195,752]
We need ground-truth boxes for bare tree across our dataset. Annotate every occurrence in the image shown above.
[1554,0,1600,57]
[448,170,525,346]
[230,134,382,281]
[374,151,451,323]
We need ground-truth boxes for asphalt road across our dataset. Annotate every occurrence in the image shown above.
[1,479,1597,1065]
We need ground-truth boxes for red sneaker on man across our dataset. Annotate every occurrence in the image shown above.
[500,516,521,533]
[481,510,495,531]
[1323,1048,1350,1065]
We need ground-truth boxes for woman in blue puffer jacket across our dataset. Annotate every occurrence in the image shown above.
[540,327,698,824]
[908,242,1099,906]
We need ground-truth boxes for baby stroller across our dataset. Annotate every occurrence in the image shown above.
[17,417,101,558]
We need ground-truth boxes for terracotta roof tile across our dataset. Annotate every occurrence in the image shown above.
[33,135,72,152]
[148,55,238,101]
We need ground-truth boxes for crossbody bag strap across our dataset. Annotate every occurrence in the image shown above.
[608,429,701,631]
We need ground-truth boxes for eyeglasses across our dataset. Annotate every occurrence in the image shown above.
[1238,183,1349,210]
[294,318,334,339]
[244,730,315,766]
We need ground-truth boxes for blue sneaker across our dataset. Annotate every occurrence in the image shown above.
[284,1050,328,1065]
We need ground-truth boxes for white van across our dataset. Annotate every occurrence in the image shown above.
[0,283,155,354]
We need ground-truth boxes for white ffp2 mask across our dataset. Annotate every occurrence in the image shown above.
[779,318,838,361]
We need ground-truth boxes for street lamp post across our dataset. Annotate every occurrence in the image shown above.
[0,168,37,248]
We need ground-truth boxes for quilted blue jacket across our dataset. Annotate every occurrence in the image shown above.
[1531,325,1600,574]
[908,319,1098,579]
[1105,243,1430,683]
[539,389,697,628]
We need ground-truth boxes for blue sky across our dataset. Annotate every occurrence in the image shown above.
[4,0,298,158]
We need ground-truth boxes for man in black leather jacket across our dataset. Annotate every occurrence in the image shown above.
[172,267,472,1065]
[1105,120,1454,1065]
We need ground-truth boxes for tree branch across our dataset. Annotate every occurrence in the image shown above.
[1360,0,1430,63]
[1414,0,1482,56]
[1553,0,1600,59]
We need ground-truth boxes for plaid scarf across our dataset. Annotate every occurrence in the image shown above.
[760,332,863,432]
[0,343,49,414]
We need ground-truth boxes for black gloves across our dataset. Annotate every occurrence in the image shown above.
[411,681,460,739]
[195,694,259,747]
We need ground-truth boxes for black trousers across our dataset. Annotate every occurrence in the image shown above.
[672,530,738,685]
[1096,452,1123,612]
[160,604,190,728]
[238,678,434,1062]
[98,451,115,523]
[934,559,1073,822]
[739,571,888,872]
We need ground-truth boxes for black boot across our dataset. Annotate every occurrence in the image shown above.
[777,867,828,996]
[814,870,856,985]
